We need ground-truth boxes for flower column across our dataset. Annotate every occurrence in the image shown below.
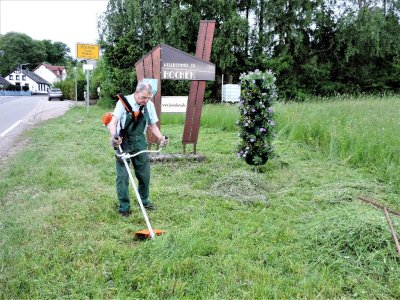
[237,70,278,166]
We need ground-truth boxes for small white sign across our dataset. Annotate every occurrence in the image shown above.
[161,96,188,113]
[83,64,94,71]
[222,84,241,103]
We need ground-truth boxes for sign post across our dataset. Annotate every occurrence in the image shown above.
[83,64,93,114]
[74,67,78,101]
[134,19,216,154]
[76,43,99,114]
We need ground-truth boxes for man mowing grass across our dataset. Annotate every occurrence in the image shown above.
[107,81,169,217]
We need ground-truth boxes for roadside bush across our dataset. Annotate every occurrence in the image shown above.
[4,84,23,91]
[54,78,86,101]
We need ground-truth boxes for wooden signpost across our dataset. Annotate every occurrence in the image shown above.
[135,20,216,154]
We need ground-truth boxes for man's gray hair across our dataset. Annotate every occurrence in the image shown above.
[136,81,153,94]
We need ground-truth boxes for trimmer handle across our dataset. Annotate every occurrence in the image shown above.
[112,133,122,152]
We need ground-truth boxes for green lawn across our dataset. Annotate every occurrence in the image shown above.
[1,101,399,299]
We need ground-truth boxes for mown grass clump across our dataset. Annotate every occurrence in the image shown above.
[208,169,268,204]
[303,204,400,298]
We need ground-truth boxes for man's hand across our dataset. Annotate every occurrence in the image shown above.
[159,136,169,147]
[111,136,122,148]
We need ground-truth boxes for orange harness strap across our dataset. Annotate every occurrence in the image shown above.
[116,94,132,115]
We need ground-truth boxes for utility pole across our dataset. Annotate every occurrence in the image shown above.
[86,69,90,114]
[74,66,78,101]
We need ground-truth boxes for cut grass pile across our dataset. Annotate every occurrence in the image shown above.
[208,169,268,204]
[1,101,399,298]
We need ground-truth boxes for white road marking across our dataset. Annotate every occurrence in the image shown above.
[0,120,22,138]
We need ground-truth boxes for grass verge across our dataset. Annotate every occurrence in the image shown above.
[1,104,399,298]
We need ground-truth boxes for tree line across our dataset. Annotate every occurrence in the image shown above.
[0,32,71,76]
[98,0,400,102]
[1,1,399,102]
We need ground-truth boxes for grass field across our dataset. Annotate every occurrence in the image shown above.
[1,97,399,298]
[275,95,400,192]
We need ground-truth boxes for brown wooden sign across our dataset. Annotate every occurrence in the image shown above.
[182,20,215,154]
[160,45,215,81]
[135,20,216,154]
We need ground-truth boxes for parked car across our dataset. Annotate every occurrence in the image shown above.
[48,88,63,101]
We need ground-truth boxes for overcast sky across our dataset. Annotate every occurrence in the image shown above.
[0,0,108,57]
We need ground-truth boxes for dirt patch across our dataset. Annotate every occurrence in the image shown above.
[0,124,34,168]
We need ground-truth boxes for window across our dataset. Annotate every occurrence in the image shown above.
[22,75,26,81]
[16,75,20,80]
[9,75,13,80]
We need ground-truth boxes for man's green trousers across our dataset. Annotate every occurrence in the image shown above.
[115,112,151,213]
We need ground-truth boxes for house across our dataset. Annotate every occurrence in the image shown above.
[5,67,51,94]
[33,63,67,84]
[0,74,11,88]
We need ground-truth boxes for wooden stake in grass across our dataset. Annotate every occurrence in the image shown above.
[383,207,400,258]
[358,196,400,258]
[358,196,400,216]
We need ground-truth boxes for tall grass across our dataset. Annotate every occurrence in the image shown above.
[166,96,400,191]
[161,104,238,131]
[274,95,400,190]
[164,98,400,190]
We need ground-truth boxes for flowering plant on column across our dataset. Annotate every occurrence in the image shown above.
[236,69,278,166]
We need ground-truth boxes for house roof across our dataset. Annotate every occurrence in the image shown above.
[34,63,65,77]
[21,69,51,85]
[0,74,11,86]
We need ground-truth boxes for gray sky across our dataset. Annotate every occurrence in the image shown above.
[0,0,108,57]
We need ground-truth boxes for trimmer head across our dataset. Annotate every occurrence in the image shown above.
[134,229,166,239]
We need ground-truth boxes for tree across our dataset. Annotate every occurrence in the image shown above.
[97,0,400,102]
[99,0,250,102]
[40,40,71,65]
[333,4,400,92]
[0,32,72,76]
[0,32,46,75]
[255,0,326,100]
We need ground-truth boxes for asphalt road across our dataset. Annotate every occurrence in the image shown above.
[0,95,40,134]
[0,95,80,159]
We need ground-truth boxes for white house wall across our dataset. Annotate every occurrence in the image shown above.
[6,70,49,94]
[61,69,67,80]
[34,65,58,84]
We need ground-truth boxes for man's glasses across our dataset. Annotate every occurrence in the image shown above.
[139,92,153,101]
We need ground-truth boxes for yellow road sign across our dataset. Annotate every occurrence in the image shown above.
[76,43,99,60]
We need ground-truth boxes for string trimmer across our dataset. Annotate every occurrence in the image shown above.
[115,144,166,240]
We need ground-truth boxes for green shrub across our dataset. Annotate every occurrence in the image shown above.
[236,70,277,165]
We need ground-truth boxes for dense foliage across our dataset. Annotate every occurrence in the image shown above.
[0,32,72,76]
[2,1,399,102]
[54,65,87,101]
[98,0,400,102]
[237,70,277,166]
